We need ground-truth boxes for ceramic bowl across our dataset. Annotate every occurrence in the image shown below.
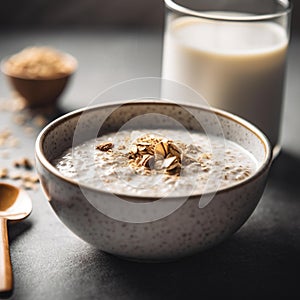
[35,101,272,262]
[1,52,77,107]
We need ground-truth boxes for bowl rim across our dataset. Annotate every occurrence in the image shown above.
[35,101,272,200]
[1,51,78,80]
[164,0,292,22]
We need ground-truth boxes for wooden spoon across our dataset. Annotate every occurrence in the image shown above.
[0,183,32,293]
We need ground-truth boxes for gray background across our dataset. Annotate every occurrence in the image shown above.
[0,0,299,32]
[1,0,164,28]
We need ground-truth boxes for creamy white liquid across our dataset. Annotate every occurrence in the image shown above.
[162,16,288,146]
[53,129,257,198]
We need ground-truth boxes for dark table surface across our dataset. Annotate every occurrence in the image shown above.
[0,29,299,300]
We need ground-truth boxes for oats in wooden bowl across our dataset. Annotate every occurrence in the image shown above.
[1,47,77,107]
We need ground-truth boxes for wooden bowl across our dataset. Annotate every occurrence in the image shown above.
[1,52,77,108]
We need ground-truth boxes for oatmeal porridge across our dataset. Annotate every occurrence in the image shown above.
[53,129,257,197]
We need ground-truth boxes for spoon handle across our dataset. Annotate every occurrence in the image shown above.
[0,218,13,292]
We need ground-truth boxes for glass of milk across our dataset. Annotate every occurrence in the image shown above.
[162,0,292,153]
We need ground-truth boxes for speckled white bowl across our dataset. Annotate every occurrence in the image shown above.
[35,101,272,262]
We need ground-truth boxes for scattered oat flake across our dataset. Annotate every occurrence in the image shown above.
[12,114,27,125]
[22,173,39,183]
[0,168,8,178]
[0,97,25,112]
[11,95,26,111]
[14,158,33,170]
[10,172,22,180]
[22,181,36,190]
[33,115,47,128]
[96,142,113,152]
[24,126,35,135]
[0,129,21,148]
[200,153,212,160]
[201,166,210,172]
[0,129,11,139]
[7,137,20,148]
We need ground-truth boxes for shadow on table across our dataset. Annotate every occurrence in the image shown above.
[99,232,299,299]
[26,104,69,124]
[8,219,32,243]
[268,149,300,191]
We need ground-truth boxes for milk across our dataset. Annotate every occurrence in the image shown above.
[162,16,288,146]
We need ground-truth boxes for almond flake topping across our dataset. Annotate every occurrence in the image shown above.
[127,134,185,176]
[94,133,216,178]
[96,142,113,152]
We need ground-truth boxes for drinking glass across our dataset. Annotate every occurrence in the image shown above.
[162,0,292,152]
